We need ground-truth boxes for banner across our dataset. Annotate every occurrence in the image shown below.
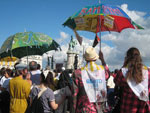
[104,15,114,29]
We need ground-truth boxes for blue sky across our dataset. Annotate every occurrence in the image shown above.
[0,0,150,69]
[0,0,150,47]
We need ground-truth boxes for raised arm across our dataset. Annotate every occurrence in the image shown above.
[99,50,110,79]
[99,50,106,66]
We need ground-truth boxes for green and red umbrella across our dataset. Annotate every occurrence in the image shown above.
[63,4,143,46]
[0,31,61,59]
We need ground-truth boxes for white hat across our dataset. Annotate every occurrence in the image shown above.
[62,67,65,71]
[15,63,27,70]
[84,46,99,61]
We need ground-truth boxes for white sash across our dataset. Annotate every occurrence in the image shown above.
[38,87,47,99]
[81,62,107,103]
[122,67,149,102]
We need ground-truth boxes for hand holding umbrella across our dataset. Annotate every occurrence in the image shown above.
[99,50,106,66]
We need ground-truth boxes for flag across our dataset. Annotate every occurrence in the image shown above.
[92,34,100,47]
[92,16,101,47]
[74,30,83,45]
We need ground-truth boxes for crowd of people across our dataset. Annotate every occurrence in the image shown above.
[0,46,149,113]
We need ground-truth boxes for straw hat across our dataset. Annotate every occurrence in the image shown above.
[84,46,99,61]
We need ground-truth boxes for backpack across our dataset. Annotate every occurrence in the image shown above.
[29,87,47,113]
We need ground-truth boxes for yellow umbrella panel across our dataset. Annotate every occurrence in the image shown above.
[0,57,18,69]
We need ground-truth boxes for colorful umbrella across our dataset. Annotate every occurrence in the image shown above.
[0,57,18,62]
[0,57,18,68]
[0,31,61,58]
[63,4,143,46]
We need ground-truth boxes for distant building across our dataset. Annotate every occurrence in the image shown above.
[20,55,42,68]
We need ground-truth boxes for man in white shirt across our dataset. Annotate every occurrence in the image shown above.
[29,61,41,85]
[0,67,7,93]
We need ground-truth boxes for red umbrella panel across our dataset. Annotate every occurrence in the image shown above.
[63,4,143,46]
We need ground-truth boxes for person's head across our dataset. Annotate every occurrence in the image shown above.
[114,69,119,74]
[37,64,41,70]
[29,61,38,71]
[57,68,62,73]
[84,46,99,62]
[22,68,29,79]
[26,72,31,80]
[15,63,28,77]
[40,70,54,87]
[4,68,13,78]
[0,67,6,76]
[123,47,143,83]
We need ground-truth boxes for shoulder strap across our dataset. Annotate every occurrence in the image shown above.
[0,76,4,81]
[37,87,47,99]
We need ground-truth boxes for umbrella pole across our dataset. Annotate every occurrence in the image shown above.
[26,46,29,65]
[82,45,85,66]
[10,49,12,57]
[98,15,102,50]
[98,0,101,50]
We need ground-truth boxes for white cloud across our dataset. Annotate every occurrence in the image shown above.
[55,31,69,45]
[60,32,68,38]
[120,4,146,21]
[101,4,150,70]
[43,4,150,70]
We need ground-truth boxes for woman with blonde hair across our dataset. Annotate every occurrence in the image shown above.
[113,47,150,113]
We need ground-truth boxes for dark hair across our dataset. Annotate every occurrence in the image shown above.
[53,69,57,73]
[14,62,20,70]
[57,68,62,73]
[15,70,23,77]
[40,71,56,88]
[5,68,13,77]
[37,64,41,70]
[0,67,6,76]
[29,61,38,71]
[68,69,73,74]
[47,71,57,88]
[114,69,119,74]
[57,70,72,90]
[123,47,143,83]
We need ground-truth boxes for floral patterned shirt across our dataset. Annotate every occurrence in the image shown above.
[71,62,110,113]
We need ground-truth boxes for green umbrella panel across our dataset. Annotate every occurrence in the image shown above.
[0,32,61,58]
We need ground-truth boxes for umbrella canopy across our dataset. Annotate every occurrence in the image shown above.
[0,56,18,62]
[0,31,60,58]
[0,57,18,69]
[63,4,143,33]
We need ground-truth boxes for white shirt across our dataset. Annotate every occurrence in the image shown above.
[55,73,61,80]
[0,76,7,86]
[107,76,115,88]
[2,77,12,91]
